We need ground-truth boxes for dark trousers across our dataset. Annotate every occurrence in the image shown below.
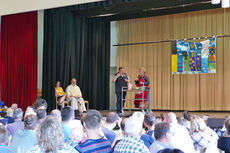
[116,91,127,113]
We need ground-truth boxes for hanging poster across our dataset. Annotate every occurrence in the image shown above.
[172,37,216,74]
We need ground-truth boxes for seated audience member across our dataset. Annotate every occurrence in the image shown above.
[178,118,190,131]
[66,78,86,113]
[190,115,218,151]
[33,98,47,111]
[158,148,184,153]
[5,103,17,124]
[218,116,230,152]
[27,115,78,153]
[114,116,150,153]
[67,110,83,129]
[141,112,156,148]
[164,112,195,153]
[66,127,84,148]
[112,117,127,149]
[102,112,119,144]
[24,106,36,119]
[7,108,24,136]
[61,106,74,141]
[0,118,7,127]
[36,109,46,124]
[183,111,191,121]
[149,123,172,153]
[76,110,112,153]
[10,114,38,153]
[0,125,12,153]
[50,109,62,122]
[55,81,67,108]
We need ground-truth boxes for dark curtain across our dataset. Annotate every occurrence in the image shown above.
[42,9,110,111]
[0,12,38,111]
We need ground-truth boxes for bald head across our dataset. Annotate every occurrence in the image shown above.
[50,109,61,122]
[164,112,177,124]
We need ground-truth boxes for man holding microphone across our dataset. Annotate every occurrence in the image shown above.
[112,66,130,114]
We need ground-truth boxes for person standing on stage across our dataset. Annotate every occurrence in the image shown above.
[112,66,130,114]
[134,67,150,108]
[66,78,86,113]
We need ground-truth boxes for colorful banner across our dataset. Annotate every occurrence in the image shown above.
[172,38,216,74]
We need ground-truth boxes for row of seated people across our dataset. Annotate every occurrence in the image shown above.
[0,99,230,153]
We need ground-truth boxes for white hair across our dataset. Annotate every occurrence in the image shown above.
[132,112,144,123]
[125,116,143,137]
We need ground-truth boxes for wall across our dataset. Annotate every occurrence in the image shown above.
[38,10,44,90]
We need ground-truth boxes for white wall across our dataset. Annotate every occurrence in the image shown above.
[109,21,118,110]
[0,0,103,16]
[38,10,44,89]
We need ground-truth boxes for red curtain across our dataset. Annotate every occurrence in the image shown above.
[0,12,38,111]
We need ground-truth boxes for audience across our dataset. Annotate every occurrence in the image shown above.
[33,98,47,111]
[5,103,17,124]
[50,109,62,122]
[61,106,74,141]
[7,108,24,136]
[149,123,173,153]
[190,115,218,151]
[0,125,12,153]
[218,116,230,152]
[178,118,190,131]
[102,112,119,144]
[114,116,150,153]
[158,148,184,153]
[76,110,112,153]
[10,114,38,153]
[164,112,195,153]
[27,115,78,153]
[141,112,156,148]
[36,109,46,124]
[67,110,83,129]
[65,127,84,148]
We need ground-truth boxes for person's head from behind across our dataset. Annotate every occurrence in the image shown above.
[178,118,190,131]
[183,111,191,121]
[24,114,38,130]
[61,106,74,123]
[154,123,173,145]
[11,103,18,110]
[34,98,47,110]
[71,78,77,86]
[190,115,208,134]
[132,112,144,124]
[118,66,125,74]
[37,115,64,152]
[225,116,230,135]
[120,117,127,134]
[51,109,62,122]
[158,148,184,153]
[106,112,119,128]
[56,81,61,88]
[37,109,47,120]
[144,112,156,130]
[13,108,23,120]
[84,110,102,130]
[164,112,177,124]
[0,126,9,146]
[74,110,82,120]
[125,116,143,138]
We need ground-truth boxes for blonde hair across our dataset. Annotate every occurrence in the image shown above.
[190,115,208,134]
[139,67,146,73]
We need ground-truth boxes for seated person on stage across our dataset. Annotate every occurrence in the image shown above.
[55,81,66,108]
[134,67,150,108]
[66,78,86,113]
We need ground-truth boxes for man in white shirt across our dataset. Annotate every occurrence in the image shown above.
[66,78,86,112]
[164,112,195,153]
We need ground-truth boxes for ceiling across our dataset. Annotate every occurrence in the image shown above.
[70,0,221,21]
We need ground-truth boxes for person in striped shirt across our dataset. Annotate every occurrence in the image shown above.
[75,110,112,153]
